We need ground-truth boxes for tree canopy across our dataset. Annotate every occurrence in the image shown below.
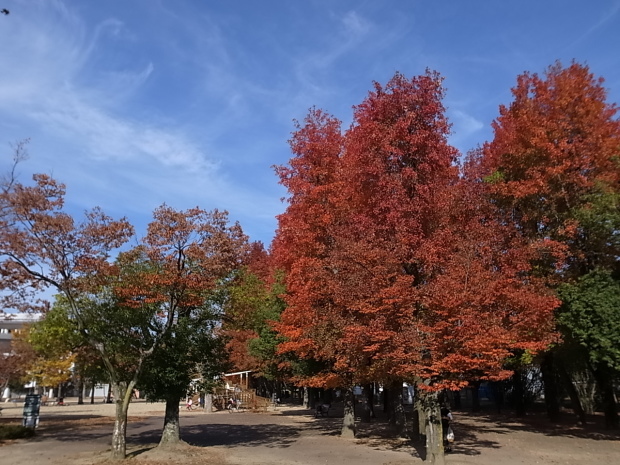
[273,71,560,456]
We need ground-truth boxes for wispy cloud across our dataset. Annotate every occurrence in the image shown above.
[0,0,275,239]
[567,1,620,49]
[342,11,372,39]
[447,109,485,154]
[0,1,212,173]
[33,95,213,172]
[302,9,373,71]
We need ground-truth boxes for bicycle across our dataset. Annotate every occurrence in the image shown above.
[227,399,240,412]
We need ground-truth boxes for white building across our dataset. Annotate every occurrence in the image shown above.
[1,313,43,399]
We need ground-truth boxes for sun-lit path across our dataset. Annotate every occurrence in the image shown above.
[2,399,619,465]
[0,400,417,465]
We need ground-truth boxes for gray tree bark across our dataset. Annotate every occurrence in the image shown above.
[341,386,356,438]
[421,390,445,465]
[159,397,182,446]
[557,363,587,424]
[110,381,134,460]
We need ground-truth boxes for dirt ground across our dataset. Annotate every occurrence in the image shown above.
[1,398,618,464]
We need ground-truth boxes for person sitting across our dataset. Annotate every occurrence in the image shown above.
[315,403,330,417]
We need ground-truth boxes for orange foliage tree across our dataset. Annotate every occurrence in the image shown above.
[479,61,620,279]
[274,72,558,462]
[476,61,620,426]
[0,173,140,459]
[114,205,248,446]
[272,108,352,415]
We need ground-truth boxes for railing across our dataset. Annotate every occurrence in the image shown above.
[212,388,271,412]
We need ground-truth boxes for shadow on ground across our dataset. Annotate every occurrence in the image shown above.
[456,410,620,441]
[181,423,300,448]
[1,414,154,446]
[4,400,618,464]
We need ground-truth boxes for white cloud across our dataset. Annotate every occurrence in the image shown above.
[567,1,620,49]
[0,1,213,174]
[33,95,213,173]
[447,109,485,154]
[451,109,484,135]
[342,10,371,37]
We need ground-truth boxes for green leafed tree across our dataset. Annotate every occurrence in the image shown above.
[221,260,287,384]
[136,296,231,412]
[0,171,154,459]
[114,205,248,447]
[25,297,88,400]
[558,270,620,428]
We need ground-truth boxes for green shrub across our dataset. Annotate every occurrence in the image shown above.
[0,424,36,440]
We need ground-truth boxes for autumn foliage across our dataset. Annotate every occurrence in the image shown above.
[477,61,620,428]
[478,62,620,276]
[2,59,618,460]
[273,71,559,393]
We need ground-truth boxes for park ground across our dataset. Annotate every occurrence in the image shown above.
[1,397,619,464]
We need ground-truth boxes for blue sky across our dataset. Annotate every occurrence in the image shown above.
[0,0,618,247]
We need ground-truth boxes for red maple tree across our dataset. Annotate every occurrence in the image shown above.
[273,72,559,460]
[476,61,620,426]
[478,61,620,274]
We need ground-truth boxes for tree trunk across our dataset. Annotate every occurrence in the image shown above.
[411,406,421,441]
[572,368,597,415]
[383,385,389,414]
[360,384,372,423]
[341,386,356,438]
[365,383,375,418]
[110,381,132,460]
[302,387,309,408]
[453,389,461,410]
[388,380,407,437]
[557,363,587,425]
[308,387,317,409]
[470,380,481,412]
[159,397,182,446]
[511,369,527,417]
[421,390,445,465]
[490,381,504,413]
[77,373,84,405]
[594,366,619,429]
[413,386,426,442]
[540,352,560,421]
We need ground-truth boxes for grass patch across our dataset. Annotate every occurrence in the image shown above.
[0,424,36,440]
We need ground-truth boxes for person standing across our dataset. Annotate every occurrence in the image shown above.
[441,403,453,452]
